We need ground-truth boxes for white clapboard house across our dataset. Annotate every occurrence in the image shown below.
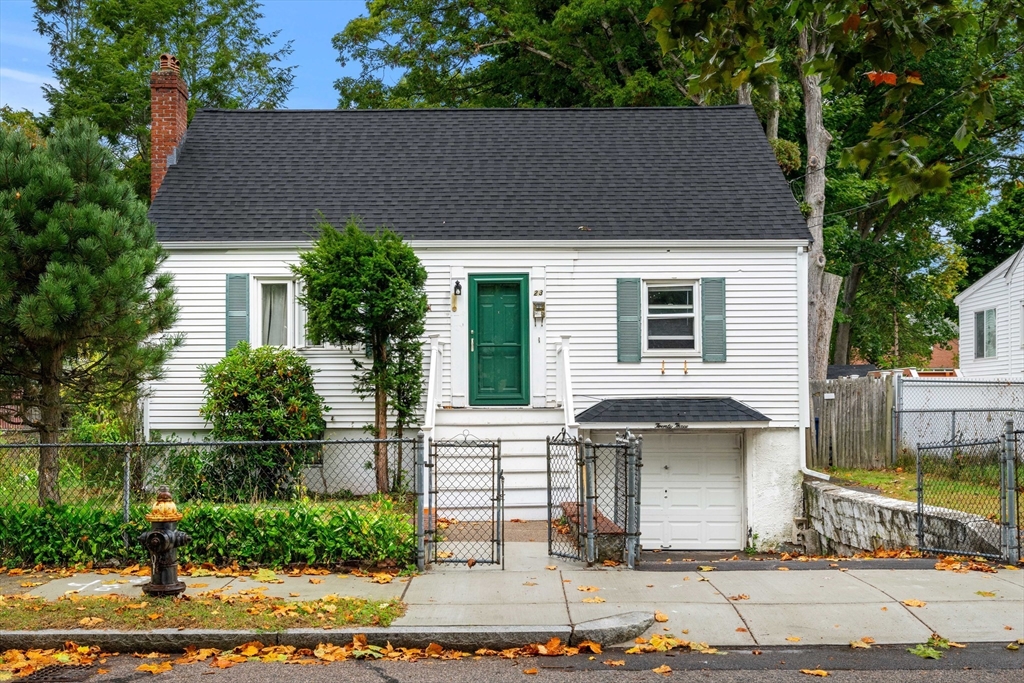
[146,58,814,551]
[955,247,1024,378]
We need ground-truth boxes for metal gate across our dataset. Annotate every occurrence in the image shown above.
[426,435,503,568]
[546,430,642,567]
[916,420,1020,562]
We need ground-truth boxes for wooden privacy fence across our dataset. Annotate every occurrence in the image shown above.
[809,377,894,469]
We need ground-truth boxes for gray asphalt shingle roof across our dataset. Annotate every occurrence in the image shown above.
[149,107,809,243]
[576,397,770,424]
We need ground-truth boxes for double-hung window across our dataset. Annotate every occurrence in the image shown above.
[974,308,996,359]
[645,283,697,351]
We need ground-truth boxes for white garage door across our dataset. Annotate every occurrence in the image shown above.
[638,433,744,550]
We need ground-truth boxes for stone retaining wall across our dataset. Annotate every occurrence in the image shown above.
[801,480,999,557]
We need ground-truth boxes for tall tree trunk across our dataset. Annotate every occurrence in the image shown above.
[374,341,389,493]
[38,359,62,505]
[832,263,866,365]
[737,82,752,105]
[798,25,841,382]
[767,79,780,141]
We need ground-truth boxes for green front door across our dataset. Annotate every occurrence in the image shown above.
[469,274,530,406]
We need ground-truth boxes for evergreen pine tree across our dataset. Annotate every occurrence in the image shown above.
[0,118,181,504]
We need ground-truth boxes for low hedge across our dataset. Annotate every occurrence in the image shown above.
[0,499,415,568]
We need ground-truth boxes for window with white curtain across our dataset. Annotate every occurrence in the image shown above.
[261,282,288,346]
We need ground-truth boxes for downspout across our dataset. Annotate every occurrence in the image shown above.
[797,246,829,480]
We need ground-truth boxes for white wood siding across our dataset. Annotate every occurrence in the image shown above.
[956,251,1024,378]
[149,244,803,434]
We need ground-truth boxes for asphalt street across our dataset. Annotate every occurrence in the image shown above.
[34,644,1023,683]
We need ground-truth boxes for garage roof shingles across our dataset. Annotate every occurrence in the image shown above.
[575,398,770,424]
[149,107,809,243]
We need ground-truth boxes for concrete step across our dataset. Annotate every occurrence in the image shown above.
[434,408,565,428]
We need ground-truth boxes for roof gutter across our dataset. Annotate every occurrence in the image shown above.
[797,246,829,481]
[158,238,812,252]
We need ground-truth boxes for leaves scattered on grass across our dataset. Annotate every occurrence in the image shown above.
[0,589,404,631]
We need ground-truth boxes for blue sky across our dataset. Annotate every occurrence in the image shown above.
[0,0,368,114]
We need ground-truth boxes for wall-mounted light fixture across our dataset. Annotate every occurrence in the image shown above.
[451,280,462,312]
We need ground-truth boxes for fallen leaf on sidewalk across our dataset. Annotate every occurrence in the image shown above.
[850,639,871,649]
[309,578,323,584]
[523,582,537,586]
[654,611,669,622]
[188,583,208,589]
[698,565,715,572]
[786,636,801,642]
[604,659,625,666]
[438,551,453,559]
[652,664,672,674]
[1006,626,1015,630]
[902,599,927,608]
[736,627,748,633]
[975,591,996,597]
[137,662,172,674]
[370,573,393,584]
[1003,565,1020,570]
[728,594,749,601]
[577,585,600,592]
[289,592,301,597]
[582,597,605,603]
[253,569,283,583]
[603,559,620,567]
[545,565,557,570]
[578,640,602,654]
[777,567,790,571]
[799,669,829,677]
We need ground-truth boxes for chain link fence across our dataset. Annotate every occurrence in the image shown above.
[0,438,418,511]
[915,421,1021,562]
[426,435,503,567]
[545,431,642,568]
[894,377,1024,457]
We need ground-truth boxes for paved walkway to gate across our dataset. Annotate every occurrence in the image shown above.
[17,542,1023,647]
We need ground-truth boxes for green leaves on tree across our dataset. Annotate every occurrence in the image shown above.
[34,0,296,200]
[293,218,427,494]
[0,118,181,503]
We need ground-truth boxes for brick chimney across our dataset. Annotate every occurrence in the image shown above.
[150,53,189,201]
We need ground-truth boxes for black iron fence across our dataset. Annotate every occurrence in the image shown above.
[0,438,420,512]
[915,420,1021,562]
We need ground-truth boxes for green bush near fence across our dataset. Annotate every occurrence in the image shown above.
[0,499,414,568]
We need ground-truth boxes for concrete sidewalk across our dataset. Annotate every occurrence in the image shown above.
[10,542,1024,649]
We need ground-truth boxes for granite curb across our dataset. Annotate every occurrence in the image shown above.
[0,612,654,653]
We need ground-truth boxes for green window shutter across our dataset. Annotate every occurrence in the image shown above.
[225,274,249,352]
[701,277,726,362]
[617,278,642,362]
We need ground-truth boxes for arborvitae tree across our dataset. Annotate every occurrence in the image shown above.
[293,218,427,494]
[0,118,181,504]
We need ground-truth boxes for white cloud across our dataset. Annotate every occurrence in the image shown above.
[0,67,55,86]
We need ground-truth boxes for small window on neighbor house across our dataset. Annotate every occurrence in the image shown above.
[646,284,696,350]
[974,308,997,358]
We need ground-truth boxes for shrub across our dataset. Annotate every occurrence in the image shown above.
[197,343,328,500]
[0,500,415,568]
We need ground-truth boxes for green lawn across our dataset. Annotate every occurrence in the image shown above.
[826,467,1001,520]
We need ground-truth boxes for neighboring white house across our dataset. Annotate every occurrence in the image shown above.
[145,59,813,551]
[954,247,1024,378]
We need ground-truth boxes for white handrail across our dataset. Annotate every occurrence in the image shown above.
[423,334,441,433]
[558,335,579,436]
